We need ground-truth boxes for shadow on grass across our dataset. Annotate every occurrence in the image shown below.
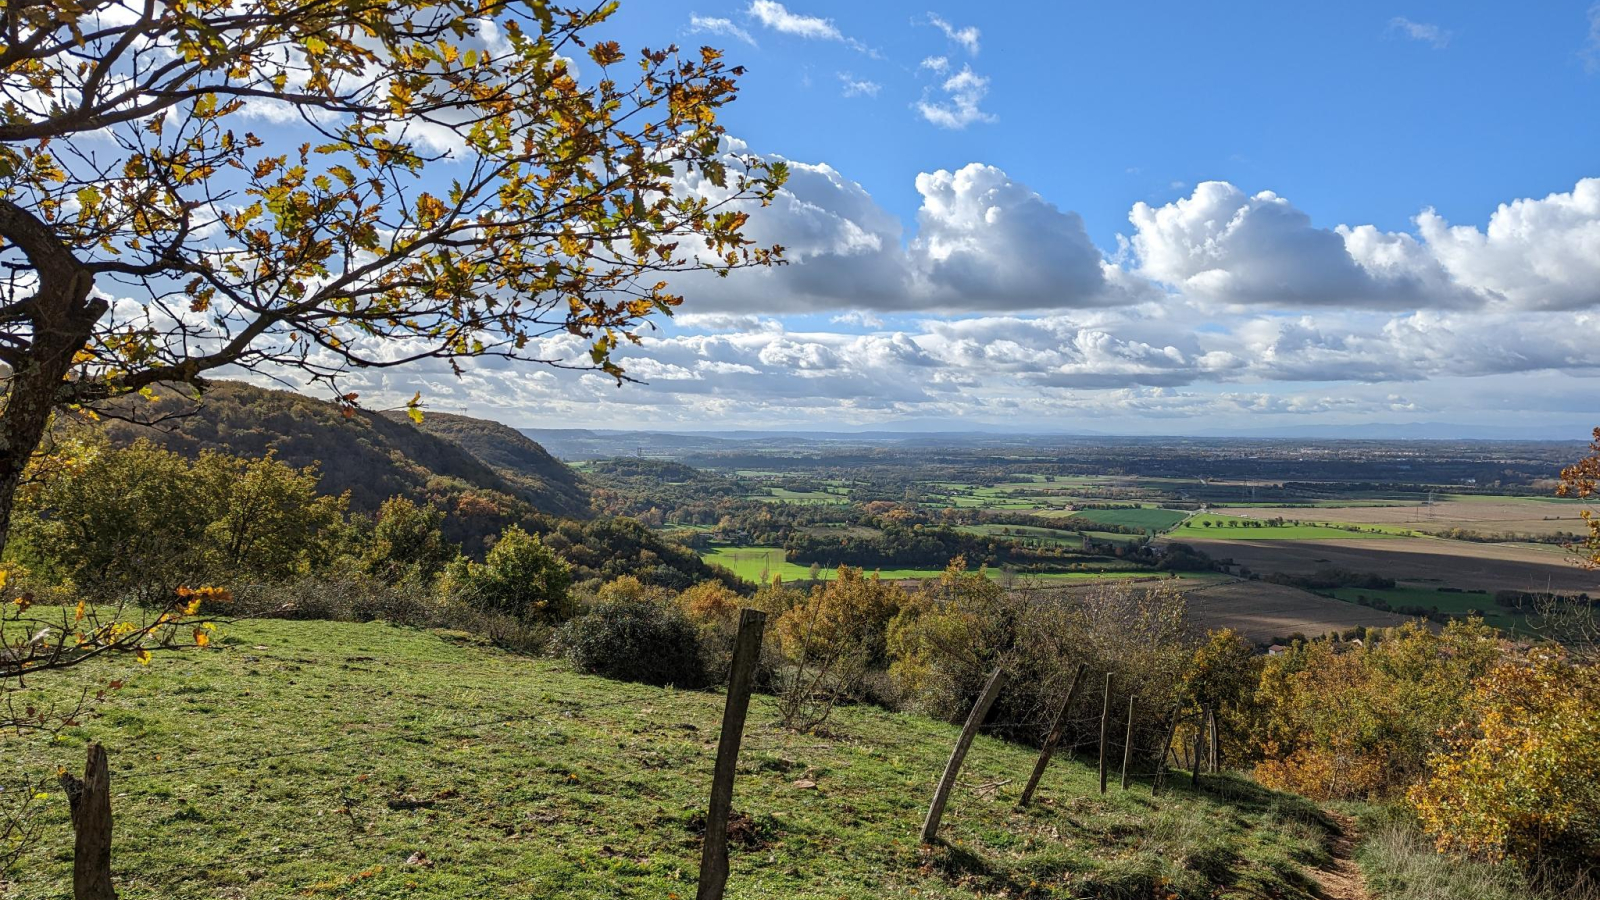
[1164,772,1336,833]
[929,841,1050,898]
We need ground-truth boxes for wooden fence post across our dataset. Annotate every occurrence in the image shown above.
[1152,710,1180,796]
[921,666,1006,844]
[1191,716,1203,787]
[1207,705,1220,773]
[64,742,116,900]
[696,608,767,900]
[1097,672,1112,795]
[1018,662,1086,807]
[1119,695,1135,790]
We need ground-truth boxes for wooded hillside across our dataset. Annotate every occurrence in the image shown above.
[100,383,589,519]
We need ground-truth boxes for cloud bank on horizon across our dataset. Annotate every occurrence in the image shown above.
[254,3,1600,434]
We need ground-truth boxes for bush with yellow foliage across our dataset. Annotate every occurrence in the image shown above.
[1253,620,1501,800]
[1411,651,1600,869]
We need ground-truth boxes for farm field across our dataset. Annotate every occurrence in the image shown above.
[701,546,849,581]
[1068,506,1189,532]
[1226,498,1590,538]
[1178,536,1596,594]
[1177,580,1413,643]
[7,618,1343,900]
[1320,586,1522,631]
[700,545,1168,585]
[755,488,849,504]
[956,523,1085,546]
[1168,514,1413,541]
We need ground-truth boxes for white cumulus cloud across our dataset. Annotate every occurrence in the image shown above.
[928,13,981,54]
[688,14,758,47]
[916,65,995,129]
[747,1,841,39]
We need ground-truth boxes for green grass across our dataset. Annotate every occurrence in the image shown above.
[956,524,1085,546]
[702,546,1165,585]
[1352,807,1551,900]
[1068,507,1190,532]
[700,546,821,581]
[699,546,952,581]
[1168,515,1412,541]
[9,618,1344,899]
[755,488,850,505]
[1322,587,1522,631]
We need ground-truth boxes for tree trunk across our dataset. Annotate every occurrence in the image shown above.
[0,199,107,555]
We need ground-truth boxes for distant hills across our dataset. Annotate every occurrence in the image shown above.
[1190,422,1585,441]
[523,424,1584,461]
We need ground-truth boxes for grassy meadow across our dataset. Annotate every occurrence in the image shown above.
[8,618,1345,900]
[1321,586,1522,630]
[699,545,1175,585]
[1068,507,1190,532]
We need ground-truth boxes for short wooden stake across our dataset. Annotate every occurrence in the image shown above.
[1098,672,1112,795]
[1120,694,1136,790]
[921,666,1006,844]
[696,608,767,900]
[67,742,116,900]
[1018,662,1086,807]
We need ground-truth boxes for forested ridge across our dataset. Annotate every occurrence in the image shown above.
[82,383,731,588]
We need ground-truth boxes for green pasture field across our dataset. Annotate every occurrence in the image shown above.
[957,524,1083,546]
[701,546,1165,585]
[1322,586,1523,631]
[1168,515,1413,541]
[753,488,850,505]
[1208,500,1418,509]
[1068,507,1189,532]
[7,618,1342,899]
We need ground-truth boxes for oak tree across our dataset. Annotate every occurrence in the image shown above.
[0,0,785,548]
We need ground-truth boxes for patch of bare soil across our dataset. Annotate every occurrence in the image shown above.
[1313,812,1372,900]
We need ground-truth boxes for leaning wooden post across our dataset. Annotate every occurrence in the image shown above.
[65,742,116,900]
[1191,716,1204,787]
[1097,672,1112,795]
[696,608,767,900]
[1207,705,1220,773]
[1018,662,1086,807]
[1152,710,1180,796]
[921,666,1006,844]
[1119,694,1136,790]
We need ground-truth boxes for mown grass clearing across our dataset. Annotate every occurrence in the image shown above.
[9,618,1341,899]
[1168,515,1412,541]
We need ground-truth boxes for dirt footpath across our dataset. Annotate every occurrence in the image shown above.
[1313,812,1372,900]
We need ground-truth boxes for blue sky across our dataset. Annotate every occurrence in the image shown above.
[342,2,1600,436]
[621,1,1600,242]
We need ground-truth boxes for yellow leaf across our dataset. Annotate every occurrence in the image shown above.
[135,649,151,665]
